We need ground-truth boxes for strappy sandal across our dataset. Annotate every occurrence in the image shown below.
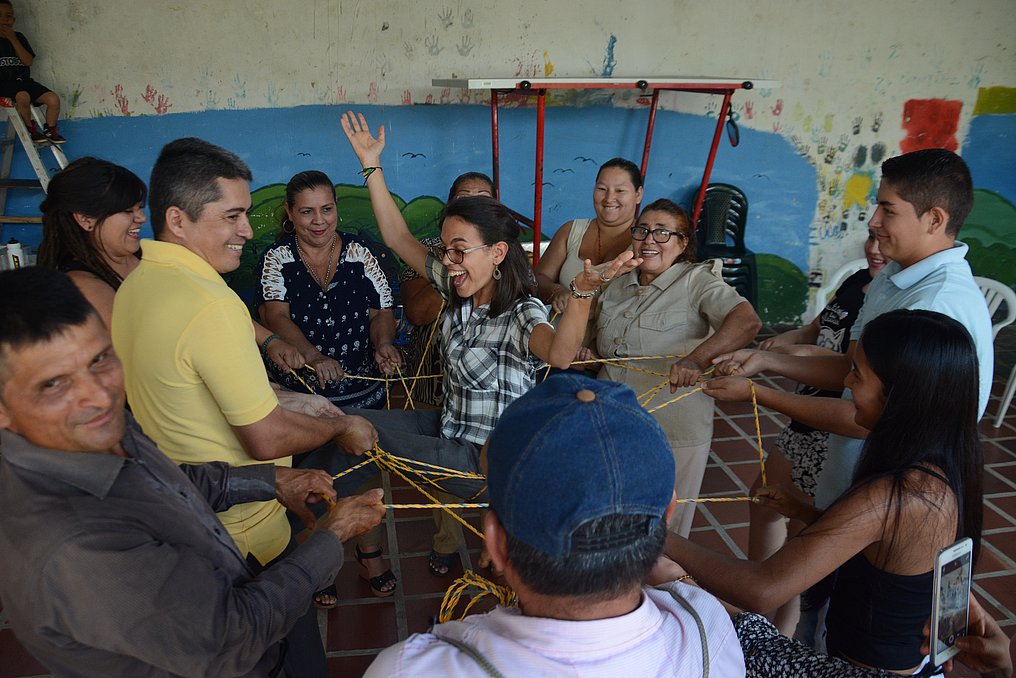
[313,584,338,609]
[355,545,397,597]
[428,549,456,577]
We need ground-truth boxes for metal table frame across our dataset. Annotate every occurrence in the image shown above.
[433,77,779,264]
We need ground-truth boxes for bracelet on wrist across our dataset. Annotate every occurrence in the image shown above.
[360,166,382,184]
[676,574,696,585]
[260,333,280,355]
[569,279,596,299]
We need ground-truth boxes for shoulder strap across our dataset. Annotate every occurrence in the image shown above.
[657,585,710,678]
[567,218,591,251]
[440,636,507,678]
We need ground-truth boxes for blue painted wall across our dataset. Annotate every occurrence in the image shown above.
[3,103,815,275]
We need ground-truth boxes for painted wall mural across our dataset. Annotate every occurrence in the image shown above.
[3,104,815,322]
[4,0,1014,323]
[962,87,1016,288]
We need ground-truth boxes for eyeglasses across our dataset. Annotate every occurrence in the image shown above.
[440,244,490,264]
[630,226,685,244]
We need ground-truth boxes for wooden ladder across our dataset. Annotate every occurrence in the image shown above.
[0,98,69,227]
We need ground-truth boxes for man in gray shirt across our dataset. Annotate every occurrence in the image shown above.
[0,267,386,677]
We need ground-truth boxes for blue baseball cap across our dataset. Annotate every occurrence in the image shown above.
[487,374,675,559]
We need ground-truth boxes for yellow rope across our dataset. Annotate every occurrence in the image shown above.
[347,373,443,383]
[322,359,768,518]
[375,454,486,480]
[605,359,668,379]
[331,457,374,480]
[675,496,759,504]
[570,354,684,366]
[369,446,485,539]
[645,387,703,413]
[637,379,670,407]
[384,503,487,509]
[438,570,519,623]
[288,369,317,395]
[405,299,446,409]
[394,364,414,411]
[751,380,767,487]
[337,355,689,386]
[378,449,482,496]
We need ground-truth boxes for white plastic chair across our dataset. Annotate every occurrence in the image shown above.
[806,258,868,322]
[975,277,1016,427]
[975,277,1016,341]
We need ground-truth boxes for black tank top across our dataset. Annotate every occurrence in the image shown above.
[825,466,951,670]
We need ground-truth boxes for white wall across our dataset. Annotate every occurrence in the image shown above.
[17,0,1016,283]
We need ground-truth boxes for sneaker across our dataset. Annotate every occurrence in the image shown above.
[29,122,49,146]
[43,125,66,144]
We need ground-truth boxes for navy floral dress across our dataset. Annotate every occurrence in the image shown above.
[256,233,394,408]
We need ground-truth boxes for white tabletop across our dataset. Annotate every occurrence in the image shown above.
[431,76,780,90]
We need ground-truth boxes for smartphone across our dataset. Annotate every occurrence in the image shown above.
[930,537,973,667]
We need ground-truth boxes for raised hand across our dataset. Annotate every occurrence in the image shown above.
[573,250,642,295]
[340,111,385,166]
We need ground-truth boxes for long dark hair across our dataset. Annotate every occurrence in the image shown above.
[639,198,697,264]
[852,309,983,565]
[37,157,147,290]
[278,170,336,238]
[440,196,535,317]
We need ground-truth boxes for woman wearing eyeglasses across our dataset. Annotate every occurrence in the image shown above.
[341,111,641,571]
[586,198,761,536]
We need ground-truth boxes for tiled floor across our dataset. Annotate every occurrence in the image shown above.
[2,326,1015,678]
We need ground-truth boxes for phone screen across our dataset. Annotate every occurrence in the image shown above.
[935,549,971,656]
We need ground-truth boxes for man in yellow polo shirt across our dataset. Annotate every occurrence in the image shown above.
[113,137,378,678]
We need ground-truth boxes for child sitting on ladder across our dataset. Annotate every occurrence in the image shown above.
[0,0,64,145]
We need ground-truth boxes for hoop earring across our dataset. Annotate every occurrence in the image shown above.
[282,219,295,234]
[492,263,502,280]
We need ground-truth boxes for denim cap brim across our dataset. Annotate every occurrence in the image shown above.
[487,373,676,559]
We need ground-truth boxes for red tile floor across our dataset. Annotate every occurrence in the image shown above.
[3,326,1016,677]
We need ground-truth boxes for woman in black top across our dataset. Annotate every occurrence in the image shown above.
[664,309,982,674]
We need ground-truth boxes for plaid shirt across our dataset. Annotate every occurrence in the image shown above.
[426,255,550,445]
